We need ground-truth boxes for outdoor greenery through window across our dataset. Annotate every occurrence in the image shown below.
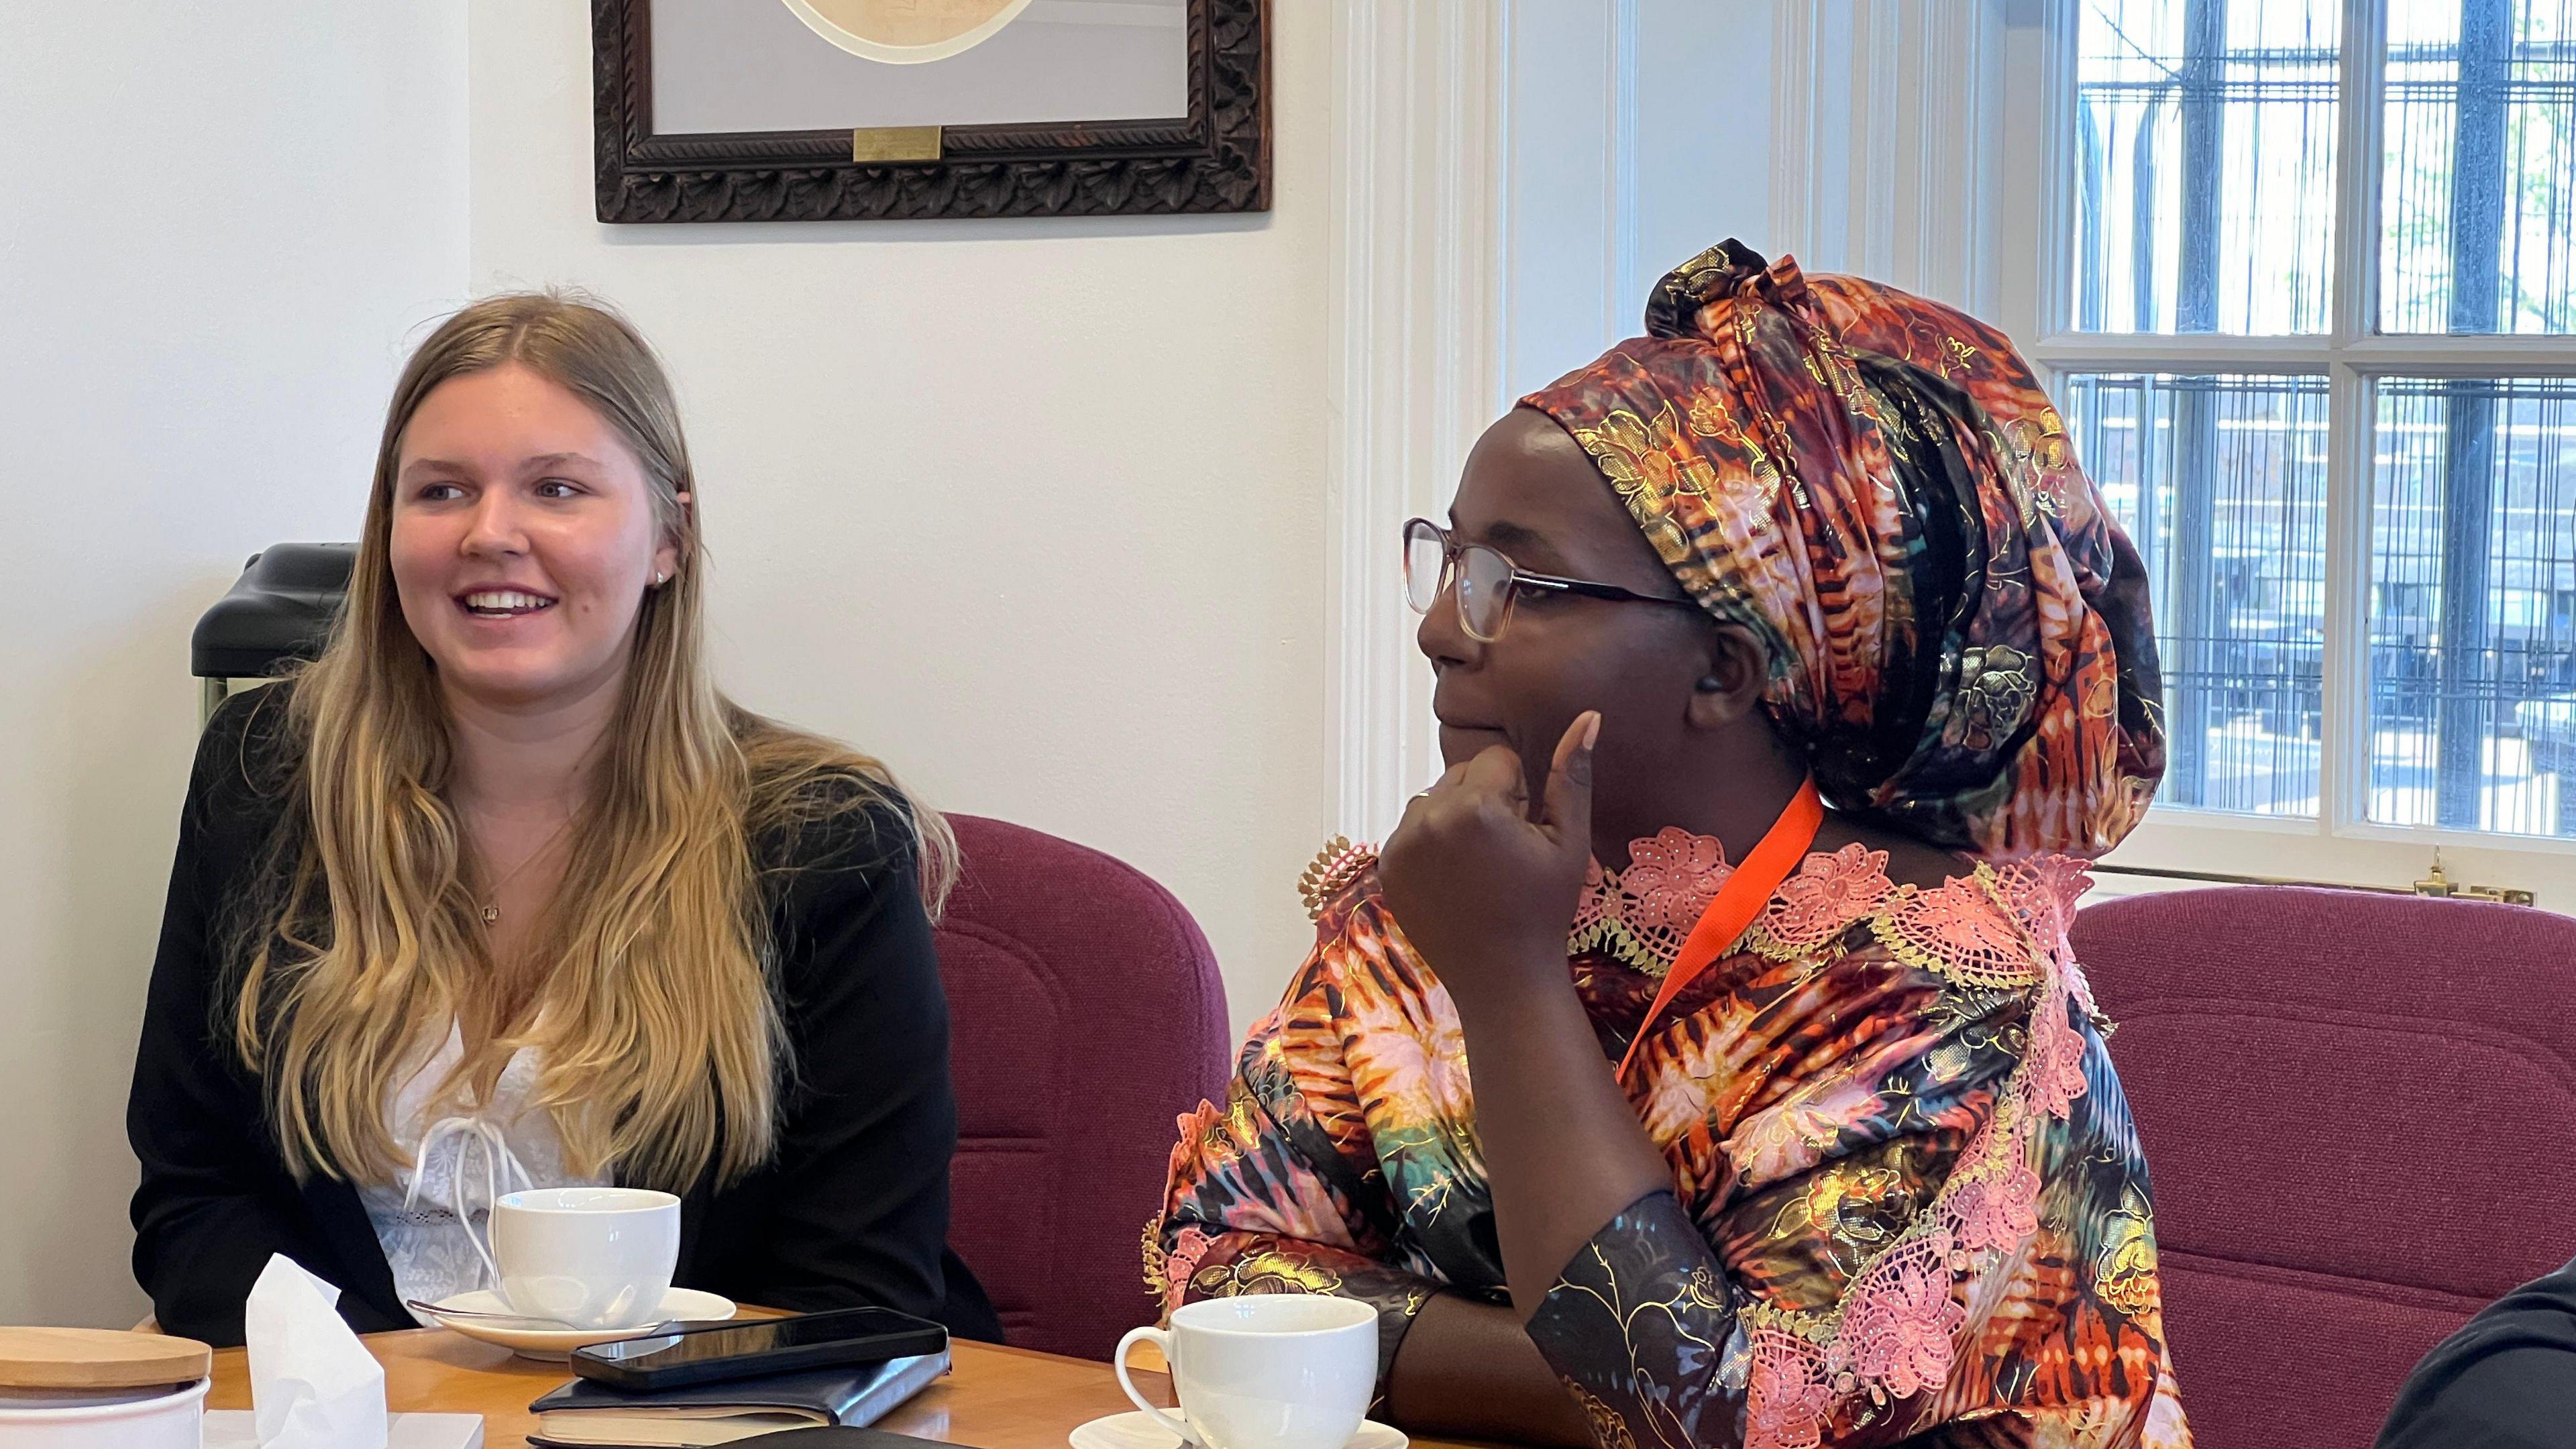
[2069,0,2343,333]
[2053,0,2576,838]
[2382,2,2576,331]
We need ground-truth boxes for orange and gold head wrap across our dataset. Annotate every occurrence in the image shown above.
[1522,241,2165,859]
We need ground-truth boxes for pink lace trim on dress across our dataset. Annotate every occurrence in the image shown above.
[1737,863,2097,1449]
[1752,843,1898,956]
[1575,827,2104,1447]
[1159,1222,1215,1315]
[1570,827,1737,970]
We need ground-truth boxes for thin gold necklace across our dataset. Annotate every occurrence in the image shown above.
[472,812,578,926]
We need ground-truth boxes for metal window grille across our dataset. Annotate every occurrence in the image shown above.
[2052,0,2576,840]
[2063,373,2333,814]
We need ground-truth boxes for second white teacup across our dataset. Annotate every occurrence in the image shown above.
[483,1186,680,1331]
[1115,1295,1377,1449]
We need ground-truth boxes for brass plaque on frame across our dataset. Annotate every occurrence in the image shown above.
[851,125,944,163]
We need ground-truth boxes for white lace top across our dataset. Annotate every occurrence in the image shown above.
[357,1023,606,1326]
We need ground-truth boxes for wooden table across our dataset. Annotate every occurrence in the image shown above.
[209,1331,1173,1448]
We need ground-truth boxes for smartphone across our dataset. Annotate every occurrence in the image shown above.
[570,1305,949,1391]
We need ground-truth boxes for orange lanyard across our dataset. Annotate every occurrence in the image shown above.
[1613,779,1824,1083]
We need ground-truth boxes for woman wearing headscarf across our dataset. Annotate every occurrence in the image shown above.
[1149,243,2187,1448]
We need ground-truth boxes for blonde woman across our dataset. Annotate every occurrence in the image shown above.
[127,294,998,1347]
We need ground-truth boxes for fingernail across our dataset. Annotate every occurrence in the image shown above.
[1582,712,1602,749]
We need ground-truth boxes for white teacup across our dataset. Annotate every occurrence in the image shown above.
[1114,1296,1377,1449]
[480,1186,680,1331]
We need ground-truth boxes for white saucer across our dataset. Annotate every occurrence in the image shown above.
[1069,1411,1407,1449]
[421,1287,736,1360]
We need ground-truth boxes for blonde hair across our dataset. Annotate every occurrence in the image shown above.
[233,292,956,1191]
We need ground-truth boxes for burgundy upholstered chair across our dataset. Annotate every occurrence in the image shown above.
[2070,886,2576,1449]
[933,814,1232,1360]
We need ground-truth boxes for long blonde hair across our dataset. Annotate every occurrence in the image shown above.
[233,292,955,1191]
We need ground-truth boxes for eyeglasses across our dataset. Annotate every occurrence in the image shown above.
[1402,517,1698,643]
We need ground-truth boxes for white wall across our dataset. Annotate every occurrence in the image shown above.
[0,0,1326,1328]
[1500,0,1776,402]
[1635,0,1776,276]
[0,5,470,1326]
[466,1,1332,1038]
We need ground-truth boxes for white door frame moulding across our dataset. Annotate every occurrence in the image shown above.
[1605,0,1644,346]
[1768,0,2006,319]
[1324,0,1510,841]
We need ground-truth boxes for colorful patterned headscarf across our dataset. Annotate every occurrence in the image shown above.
[1522,241,2165,859]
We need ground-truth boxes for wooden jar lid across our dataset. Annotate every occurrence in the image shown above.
[0,1328,213,1390]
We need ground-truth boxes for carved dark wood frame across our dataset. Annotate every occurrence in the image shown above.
[593,0,1269,223]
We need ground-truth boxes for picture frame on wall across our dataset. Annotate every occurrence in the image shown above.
[593,0,1269,223]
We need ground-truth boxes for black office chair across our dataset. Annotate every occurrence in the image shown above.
[191,543,354,723]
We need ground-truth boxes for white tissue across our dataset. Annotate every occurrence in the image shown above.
[245,1254,390,1449]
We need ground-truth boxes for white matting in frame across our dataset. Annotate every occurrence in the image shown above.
[651,0,1190,135]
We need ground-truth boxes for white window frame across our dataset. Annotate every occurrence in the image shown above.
[2003,0,2576,906]
[1328,0,2573,908]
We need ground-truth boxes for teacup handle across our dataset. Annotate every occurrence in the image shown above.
[1114,1326,1196,1446]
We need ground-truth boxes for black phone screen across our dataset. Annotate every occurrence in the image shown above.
[582,1307,945,1372]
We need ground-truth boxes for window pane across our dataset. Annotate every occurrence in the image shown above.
[2070,0,2343,334]
[2370,377,2576,835]
[2381,1,2576,333]
[2063,373,2331,816]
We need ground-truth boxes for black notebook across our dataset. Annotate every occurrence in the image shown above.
[526,1349,949,1448]
[716,1423,958,1433]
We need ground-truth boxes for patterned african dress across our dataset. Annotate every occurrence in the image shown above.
[1148,833,2191,1449]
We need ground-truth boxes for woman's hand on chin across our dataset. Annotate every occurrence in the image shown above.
[1379,710,1599,1008]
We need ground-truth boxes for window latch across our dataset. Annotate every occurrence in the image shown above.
[2412,852,2536,908]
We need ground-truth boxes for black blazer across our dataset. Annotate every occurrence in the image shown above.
[2379,1254,2576,1448]
[127,686,1000,1348]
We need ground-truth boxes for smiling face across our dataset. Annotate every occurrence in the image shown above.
[388,362,679,711]
[1421,409,1782,860]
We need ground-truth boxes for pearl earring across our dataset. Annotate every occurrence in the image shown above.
[654,571,667,586]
